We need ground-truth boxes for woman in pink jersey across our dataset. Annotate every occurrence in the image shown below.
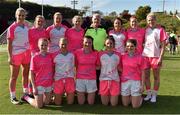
[74,36,99,105]
[143,13,167,103]
[29,15,47,56]
[109,17,127,54]
[22,38,54,108]
[121,39,146,108]
[53,38,75,105]
[98,36,122,106]
[7,8,30,105]
[46,12,68,58]
[65,15,84,52]
[127,15,145,54]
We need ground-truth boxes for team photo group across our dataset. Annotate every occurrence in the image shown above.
[7,7,167,109]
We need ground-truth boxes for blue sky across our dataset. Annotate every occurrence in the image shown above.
[22,0,180,15]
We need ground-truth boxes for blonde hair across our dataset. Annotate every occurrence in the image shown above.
[72,15,82,24]
[53,12,62,18]
[34,15,45,26]
[147,12,156,20]
[15,7,27,17]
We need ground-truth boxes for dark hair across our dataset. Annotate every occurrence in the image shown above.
[114,17,123,25]
[126,39,137,47]
[130,15,137,20]
[84,35,95,51]
[105,35,115,48]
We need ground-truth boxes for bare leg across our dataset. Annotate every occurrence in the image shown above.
[22,64,30,93]
[44,92,51,105]
[67,93,74,104]
[9,65,20,97]
[54,94,63,105]
[101,95,109,106]
[77,91,85,105]
[87,92,96,105]
[131,96,142,108]
[110,95,118,106]
[122,96,131,107]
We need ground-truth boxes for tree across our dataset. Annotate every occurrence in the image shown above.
[135,5,151,21]
[119,10,131,21]
[93,10,103,16]
[109,11,117,17]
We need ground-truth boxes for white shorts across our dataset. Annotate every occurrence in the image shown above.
[121,80,141,96]
[37,86,52,95]
[76,79,97,93]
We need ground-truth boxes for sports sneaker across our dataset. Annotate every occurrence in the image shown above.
[11,97,21,105]
[144,91,152,101]
[150,95,157,103]
[150,90,157,103]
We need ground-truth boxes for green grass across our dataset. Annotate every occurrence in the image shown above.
[0,46,180,114]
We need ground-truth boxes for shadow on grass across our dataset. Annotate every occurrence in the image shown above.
[164,55,180,61]
[43,95,180,114]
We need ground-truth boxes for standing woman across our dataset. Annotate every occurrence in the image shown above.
[74,36,99,105]
[29,15,47,56]
[121,39,146,108]
[65,15,84,52]
[46,12,68,58]
[109,17,127,54]
[143,13,167,103]
[127,15,145,54]
[98,36,122,106]
[85,13,107,51]
[7,8,31,104]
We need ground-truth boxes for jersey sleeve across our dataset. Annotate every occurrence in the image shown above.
[30,56,36,71]
[160,28,168,42]
[7,24,15,41]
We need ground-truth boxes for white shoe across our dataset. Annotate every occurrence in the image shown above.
[144,94,151,101]
[150,95,156,103]
[144,90,152,101]
[150,90,157,103]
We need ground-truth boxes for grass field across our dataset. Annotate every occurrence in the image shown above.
[0,45,180,114]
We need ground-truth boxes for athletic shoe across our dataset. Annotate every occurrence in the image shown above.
[150,90,157,103]
[144,90,152,101]
[150,95,157,103]
[11,97,21,105]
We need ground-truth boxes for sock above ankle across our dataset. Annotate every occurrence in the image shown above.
[10,91,16,99]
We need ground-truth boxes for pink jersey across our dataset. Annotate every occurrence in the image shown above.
[142,26,167,57]
[7,22,30,55]
[46,24,68,53]
[30,53,54,87]
[53,52,75,81]
[109,29,127,54]
[98,51,121,81]
[121,53,146,82]
[74,48,98,80]
[65,28,84,52]
[127,28,145,54]
[29,27,47,55]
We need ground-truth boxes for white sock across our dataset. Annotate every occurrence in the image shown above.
[23,88,28,94]
[10,91,16,99]
[152,90,158,96]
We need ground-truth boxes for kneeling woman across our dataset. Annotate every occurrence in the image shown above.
[121,39,146,108]
[74,36,99,105]
[98,36,122,106]
[23,38,54,108]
